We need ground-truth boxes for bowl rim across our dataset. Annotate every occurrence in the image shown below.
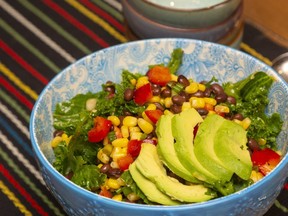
[30,38,288,211]
[139,0,240,12]
[123,0,243,32]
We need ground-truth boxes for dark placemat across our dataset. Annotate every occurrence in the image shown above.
[0,1,287,215]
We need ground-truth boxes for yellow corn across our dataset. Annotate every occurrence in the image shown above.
[97,149,110,164]
[110,161,120,168]
[130,131,143,140]
[214,105,230,113]
[190,97,205,109]
[171,74,178,82]
[242,117,251,130]
[142,111,153,125]
[250,170,264,183]
[112,138,129,147]
[185,82,198,94]
[130,78,136,86]
[164,110,173,116]
[110,147,127,162]
[208,110,216,115]
[149,96,161,103]
[164,97,173,108]
[137,118,154,134]
[198,83,206,91]
[129,126,141,133]
[136,76,149,89]
[146,103,157,111]
[108,116,120,126]
[127,193,140,202]
[182,102,191,111]
[51,136,62,148]
[123,116,138,127]
[258,138,267,146]
[102,144,113,155]
[120,125,129,138]
[117,177,125,186]
[103,136,110,145]
[112,194,122,201]
[204,97,217,106]
[61,133,71,144]
[233,119,242,125]
[97,164,103,169]
[107,178,121,190]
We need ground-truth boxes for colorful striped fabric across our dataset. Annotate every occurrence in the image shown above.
[0,1,287,215]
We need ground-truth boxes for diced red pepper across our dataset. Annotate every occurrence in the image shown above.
[251,148,281,176]
[117,154,134,171]
[145,109,163,124]
[88,116,112,143]
[127,139,143,157]
[99,186,113,198]
[147,65,171,86]
[133,83,153,105]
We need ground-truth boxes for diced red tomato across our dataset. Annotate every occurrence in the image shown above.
[99,186,113,198]
[284,183,288,190]
[127,139,143,157]
[88,116,112,143]
[204,103,214,111]
[147,65,171,86]
[145,109,163,124]
[134,83,153,105]
[251,148,281,176]
[117,154,134,171]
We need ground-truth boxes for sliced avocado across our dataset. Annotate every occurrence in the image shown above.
[156,113,200,183]
[214,119,252,180]
[194,114,234,182]
[171,108,218,183]
[135,143,216,203]
[129,163,180,205]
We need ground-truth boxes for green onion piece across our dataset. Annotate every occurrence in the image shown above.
[108,131,117,142]
[167,81,184,94]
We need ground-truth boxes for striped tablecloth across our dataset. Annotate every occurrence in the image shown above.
[0,1,287,215]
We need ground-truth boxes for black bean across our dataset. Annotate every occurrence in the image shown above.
[123,110,133,116]
[161,88,172,98]
[233,113,244,121]
[191,90,205,98]
[179,91,190,101]
[172,95,185,106]
[227,96,236,105]
[107,168,123,178]
[211,83,225,95]
[203,87,212,97]
[124,88,134,101]
[170,104,182,114]
[100,164,111,173]
[53,130,64,137]
[177,75,190,87]
[197,108,208,116]
[154,102,165,111]
[151,84,161,96]
[215,93,228,103]
[248,138,260,151]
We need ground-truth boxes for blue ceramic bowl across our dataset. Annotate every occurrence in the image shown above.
[30,39,288,216]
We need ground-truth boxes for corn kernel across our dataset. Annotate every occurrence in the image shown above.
[117,177,125,186]
[62,133,72,145]
[137,118,154,134]
[149,96,161,103]
[127,193,140,202]
[112,138,129,147]
[107,178,121,190]
[190,97,205,109]
[110,161,120,168]
[208,110,216,115]
[103,144,113,155]
[130,131,143,140]
[171,74,178,82]
[97,149,110,164]
[233,119,242,125]
[130,78,136,86]
[97,164,103,169]
[120,125,129,138]
[258,138,267,146]
[164,110,173,116]
[111,147,127,161]
[136,76,149,89]
[129,126,141,133]
[182,102,191,111]
[198,83,206,91]
[204,97,217,106]
[108,116,120,126]
[112,194,122,201]
[242,117,251,130]
[123,116,138,127]
[250,170,264,183]
[142,112,153,124]
[146,103,157,111]
[185,82,198,94]
[214,105,230,113]
[51,136,62,148]
[164,97,173,108]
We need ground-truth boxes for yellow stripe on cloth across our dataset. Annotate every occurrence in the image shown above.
[0,63,38,101]
[0,180,32,216]
[66,0,128,43]
[240,42,272,66]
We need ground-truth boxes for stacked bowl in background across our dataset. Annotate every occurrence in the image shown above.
[122,0,244,49]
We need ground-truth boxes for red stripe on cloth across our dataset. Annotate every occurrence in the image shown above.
[0,164,49,216]
[0,40,49,85]
[0,76,34,110]
[43,0,110,48]
[80,0,125,33]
